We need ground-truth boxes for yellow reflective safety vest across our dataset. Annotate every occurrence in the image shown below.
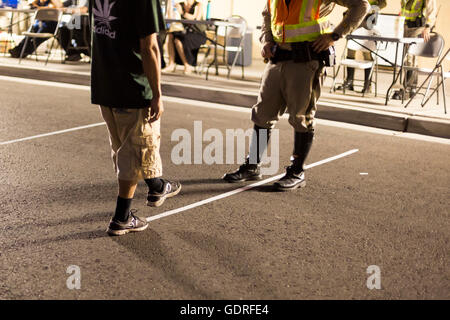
[401,0,425,21]
[270,0,332,43]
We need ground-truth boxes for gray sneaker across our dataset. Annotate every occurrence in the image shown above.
[147,179,181,207]
[106,210,148,236]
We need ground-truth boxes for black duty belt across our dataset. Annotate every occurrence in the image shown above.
[270,42,335,67]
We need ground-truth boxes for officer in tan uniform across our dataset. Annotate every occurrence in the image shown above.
[392,0,437,100]
[223,0,369,190]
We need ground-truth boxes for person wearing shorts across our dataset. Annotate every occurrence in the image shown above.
[90,0,181,236]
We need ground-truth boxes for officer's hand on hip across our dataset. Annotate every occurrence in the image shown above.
[149,95,164,123]
[261,42,275,59]
[312,33,335,53]
[421,27,431,42]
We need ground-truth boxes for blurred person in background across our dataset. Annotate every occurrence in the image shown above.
[163,0,206,74]
[337,0,386,94]
[8,0,62,58]
[58,0,90,62]
[392,0,437,100]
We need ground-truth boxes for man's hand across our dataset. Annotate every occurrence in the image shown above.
[149,96,164,123]
[422,27,431,42]
[312,33,335,53]
[261,42,275,59]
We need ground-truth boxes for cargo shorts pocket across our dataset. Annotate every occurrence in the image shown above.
[132,121,160,168]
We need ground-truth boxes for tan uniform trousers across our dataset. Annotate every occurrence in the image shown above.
[404,26,425,88]
[251,59,323,133]
[100,106,163,181]
[347,49,372,62]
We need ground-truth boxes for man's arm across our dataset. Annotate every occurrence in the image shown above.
[375,0,387,10]
[312,0,369,53]
[332,0,370,37]
[421,0,437,42]
[260,1,275,59]
[260,2,273,45]
[140,33,163,122]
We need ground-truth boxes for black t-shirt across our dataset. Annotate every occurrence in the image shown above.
[90,0,165,108]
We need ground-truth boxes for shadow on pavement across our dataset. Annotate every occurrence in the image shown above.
[112,228,215,299]
[2,228,110,252]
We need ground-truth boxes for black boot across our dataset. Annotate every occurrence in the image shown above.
[223,125,271,183]
[361,68,372,94]
[222,159,262,183]
[274,131,314,191]
[337,67,355,91]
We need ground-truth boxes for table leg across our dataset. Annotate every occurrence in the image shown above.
[385,42,399,105]
[399,43,409,104]
[214,25,219,75]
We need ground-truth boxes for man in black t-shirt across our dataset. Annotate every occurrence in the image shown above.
[91,0,181,236]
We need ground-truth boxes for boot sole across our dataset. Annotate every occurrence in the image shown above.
[146,185,182,207]
[107,223,149,236]
[274,180,306,191]
[223,175,263,183]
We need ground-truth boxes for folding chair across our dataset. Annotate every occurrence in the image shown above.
[18,8,63,65]
[331,29,378,97]
[404,47,449,114]
[401,33,445,104]
[203,15,247,80]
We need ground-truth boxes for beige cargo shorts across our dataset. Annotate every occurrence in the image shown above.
[251,59,323,133]
[100,106,163,181]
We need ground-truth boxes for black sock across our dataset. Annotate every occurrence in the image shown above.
[145,178,164,193]
[292,131,314,171]
[248,125,271,164]
[113,196,132,222]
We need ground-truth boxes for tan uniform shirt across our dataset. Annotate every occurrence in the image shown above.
[260,0,370,45]
[402,0,437,27]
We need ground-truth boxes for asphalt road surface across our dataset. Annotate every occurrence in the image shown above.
[0,76,449,300]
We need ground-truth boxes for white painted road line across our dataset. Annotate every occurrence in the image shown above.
[0,122,106,146]
[0,76,448,145]
[146,149,359,223]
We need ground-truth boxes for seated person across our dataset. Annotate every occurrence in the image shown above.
[9,0,63,58]
[338,0,386,93]
[163,0,206,74]
[58,0,90,62]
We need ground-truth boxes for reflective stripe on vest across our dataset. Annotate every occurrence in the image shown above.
[270,0,331,43]
[401,0,424,21]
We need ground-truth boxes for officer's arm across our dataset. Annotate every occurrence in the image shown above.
[332,0,370,38]
[421,0,437,42]
[260,2,275,59]
[375,0,387,10]
[260,2,274,45]
[424,0,437,29]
